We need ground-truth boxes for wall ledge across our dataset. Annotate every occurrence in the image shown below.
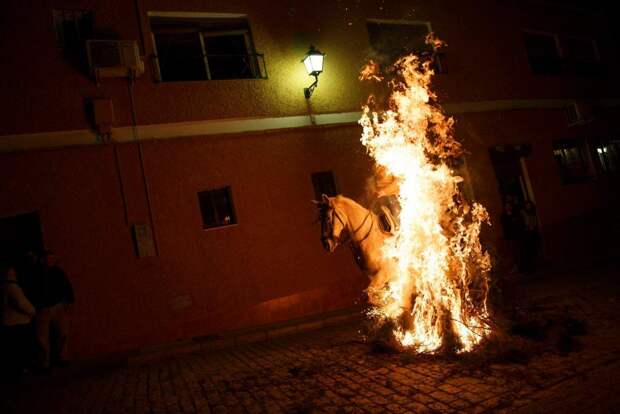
[2,98,619,153]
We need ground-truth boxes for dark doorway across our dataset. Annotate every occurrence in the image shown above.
[0,212,44,265]
[488,145,532,207]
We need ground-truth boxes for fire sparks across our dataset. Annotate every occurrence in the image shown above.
[359,41,492,353]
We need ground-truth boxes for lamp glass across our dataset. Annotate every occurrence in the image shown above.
[303,53,324,75]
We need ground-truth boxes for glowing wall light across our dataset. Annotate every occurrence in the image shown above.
[301,46,325,99]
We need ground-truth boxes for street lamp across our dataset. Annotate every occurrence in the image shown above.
[302,46,325,99]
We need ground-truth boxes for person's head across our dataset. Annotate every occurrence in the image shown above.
[5,267,17,281]
[1,261,17,282]
[504,200,513,213]
[524,200,535,212]
[42,250,56,268]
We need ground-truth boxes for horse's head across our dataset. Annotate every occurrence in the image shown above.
[314,194,348,253]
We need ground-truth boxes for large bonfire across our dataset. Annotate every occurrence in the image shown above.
[359,35,492,353]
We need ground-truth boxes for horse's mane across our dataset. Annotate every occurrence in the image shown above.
[331,195,365,211]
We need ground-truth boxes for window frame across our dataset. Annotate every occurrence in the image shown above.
[560,35,600,62]
[552,138,594,185]
[522,29,563,75]
[197,186,238,230]
[147,11,265,82]
[522,29,602,76]
[200,29,258,80]
[365,19,446,73]
[592,137,620,175]
[52,8,94,49]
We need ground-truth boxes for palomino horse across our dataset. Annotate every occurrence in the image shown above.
[315,194,395,296]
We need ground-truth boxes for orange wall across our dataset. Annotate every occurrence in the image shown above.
[0,125,374,356]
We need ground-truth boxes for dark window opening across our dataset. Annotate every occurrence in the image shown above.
[562,36,602,76]
[312,171,338,200]
[149,15,266,82]
[563,103,580,125]
[523,32,562,75]
[366,21,444,72]
[151,32,206,81]
[523,31,602,76]
[489,145,532,206]
[594,138,620,174]
[53,9,94,49]
[552,139,592,184]
[198,187,237,229]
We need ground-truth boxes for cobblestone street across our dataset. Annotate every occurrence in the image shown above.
[3,263,620,414]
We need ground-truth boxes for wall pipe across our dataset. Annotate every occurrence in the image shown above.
[128,75,160,256]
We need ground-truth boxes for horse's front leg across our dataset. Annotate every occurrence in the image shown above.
[367,264,418,330]
[365,266,391,307]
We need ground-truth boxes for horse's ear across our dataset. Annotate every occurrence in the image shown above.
[321,194,330,204]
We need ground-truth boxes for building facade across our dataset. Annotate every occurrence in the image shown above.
[1,0,618,358]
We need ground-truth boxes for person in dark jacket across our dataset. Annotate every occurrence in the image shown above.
[1,262,36,382]
[34,251,74,370]
[519,201,541,274]
[500,198,524,273]
[17,251,43,310]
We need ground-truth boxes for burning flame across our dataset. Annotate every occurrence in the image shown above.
[359,60,384,82]
[359,39,492,353]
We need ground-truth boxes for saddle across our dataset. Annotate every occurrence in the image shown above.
[371,196,400,235]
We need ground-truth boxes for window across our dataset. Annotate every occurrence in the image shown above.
[523,31,602,76]
[311,171,338,200]
[197,187,237,229]
[593,138,620,174]
[552,139,592,184]
[149,13,266,82]
[523,32,562,75]
[562,36,601,76]
[53,9,94,49]
[367,20,445,72]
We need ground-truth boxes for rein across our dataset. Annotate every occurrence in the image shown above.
[332,207,373,246]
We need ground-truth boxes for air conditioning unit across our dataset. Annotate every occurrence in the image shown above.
[86,40,145,79]
[563,101,593,126]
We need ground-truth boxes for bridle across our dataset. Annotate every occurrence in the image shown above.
[320,203,374,249]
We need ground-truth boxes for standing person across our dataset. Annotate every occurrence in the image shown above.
[17,251,43,311]
[35,251,74,371]
[500,198,524,273]
[520,201,540,274]
[1,262,36,383]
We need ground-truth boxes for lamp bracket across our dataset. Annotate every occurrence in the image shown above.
[304,74,319,99]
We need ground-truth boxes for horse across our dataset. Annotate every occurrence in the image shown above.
[314,194,395,296]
